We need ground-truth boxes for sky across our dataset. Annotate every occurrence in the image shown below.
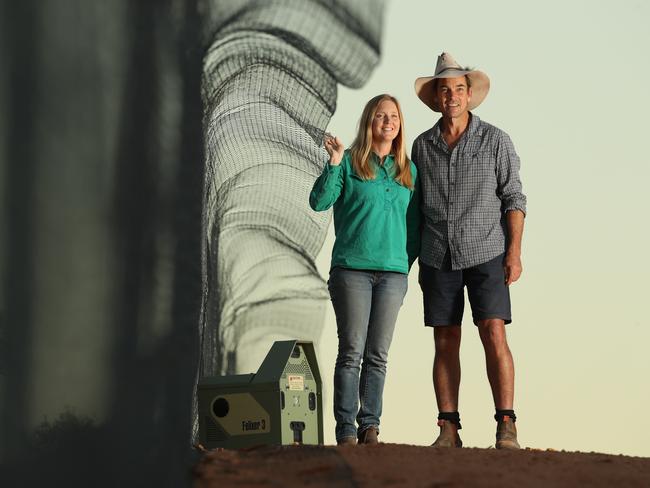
[314,0,650,456]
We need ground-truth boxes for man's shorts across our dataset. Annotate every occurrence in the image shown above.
[418,251,512,326]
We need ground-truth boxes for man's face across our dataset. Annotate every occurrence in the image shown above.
[371,99,401,144]
[435,76,472,119]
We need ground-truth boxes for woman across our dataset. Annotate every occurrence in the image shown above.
[309,94,420,445]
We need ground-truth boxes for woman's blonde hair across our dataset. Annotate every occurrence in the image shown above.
[350,94,413,188]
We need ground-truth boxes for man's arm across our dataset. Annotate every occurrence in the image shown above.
[495,131,526,214]
[495,130,526,285]
[504,209,524,285]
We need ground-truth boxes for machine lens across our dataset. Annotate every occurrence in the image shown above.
[213,397,229,418]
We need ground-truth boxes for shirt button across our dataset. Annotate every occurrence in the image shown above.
[386,188,390,192]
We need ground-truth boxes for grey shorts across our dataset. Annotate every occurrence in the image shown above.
[418,251,512,326]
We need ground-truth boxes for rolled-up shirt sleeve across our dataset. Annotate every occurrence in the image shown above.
[496,131,527,216]
[309,160,344,211]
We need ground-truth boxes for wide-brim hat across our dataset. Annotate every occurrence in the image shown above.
[414,52,490,112]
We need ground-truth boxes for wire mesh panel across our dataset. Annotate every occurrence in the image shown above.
[200,0,384,376]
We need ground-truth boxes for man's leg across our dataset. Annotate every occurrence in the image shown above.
[476,319,514,410]
[433,326,462,412]
[467,253,520,449]
[430,325,463,447]
[477,319,519,449]
[419,257,464,447]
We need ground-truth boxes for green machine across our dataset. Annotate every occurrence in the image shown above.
[198,340,323,449]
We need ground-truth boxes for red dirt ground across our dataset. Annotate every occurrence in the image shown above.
[193,443,650,487]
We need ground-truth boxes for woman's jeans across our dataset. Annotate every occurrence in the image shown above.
[328,267,408,441]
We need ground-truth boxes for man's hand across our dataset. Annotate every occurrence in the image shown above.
[324,134,344,165]
[504,252,522,286]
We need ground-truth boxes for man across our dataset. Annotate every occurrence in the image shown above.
[412,52,526,449]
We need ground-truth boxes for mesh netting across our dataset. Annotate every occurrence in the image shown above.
[200,0,384,376]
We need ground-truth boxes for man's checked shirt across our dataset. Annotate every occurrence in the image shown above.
[412,114,527,270]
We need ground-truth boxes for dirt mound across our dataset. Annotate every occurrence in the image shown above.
[193,444,650,487]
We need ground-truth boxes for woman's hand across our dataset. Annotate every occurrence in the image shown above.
[324,134,344,165]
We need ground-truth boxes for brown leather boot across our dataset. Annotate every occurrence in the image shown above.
[358,426,379,445]
[495,415,520,450]
[431,420,462,448]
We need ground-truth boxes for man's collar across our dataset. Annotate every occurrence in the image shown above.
[427,112,481,142]
[467,112,481,136]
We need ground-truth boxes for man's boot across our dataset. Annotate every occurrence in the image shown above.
[431,419,462,448]
[495,415,520,450]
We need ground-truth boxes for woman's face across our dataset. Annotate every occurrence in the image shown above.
[371,99,400,145]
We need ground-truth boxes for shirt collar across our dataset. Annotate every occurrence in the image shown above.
[427,112,482,143]
[371,152,395,166]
